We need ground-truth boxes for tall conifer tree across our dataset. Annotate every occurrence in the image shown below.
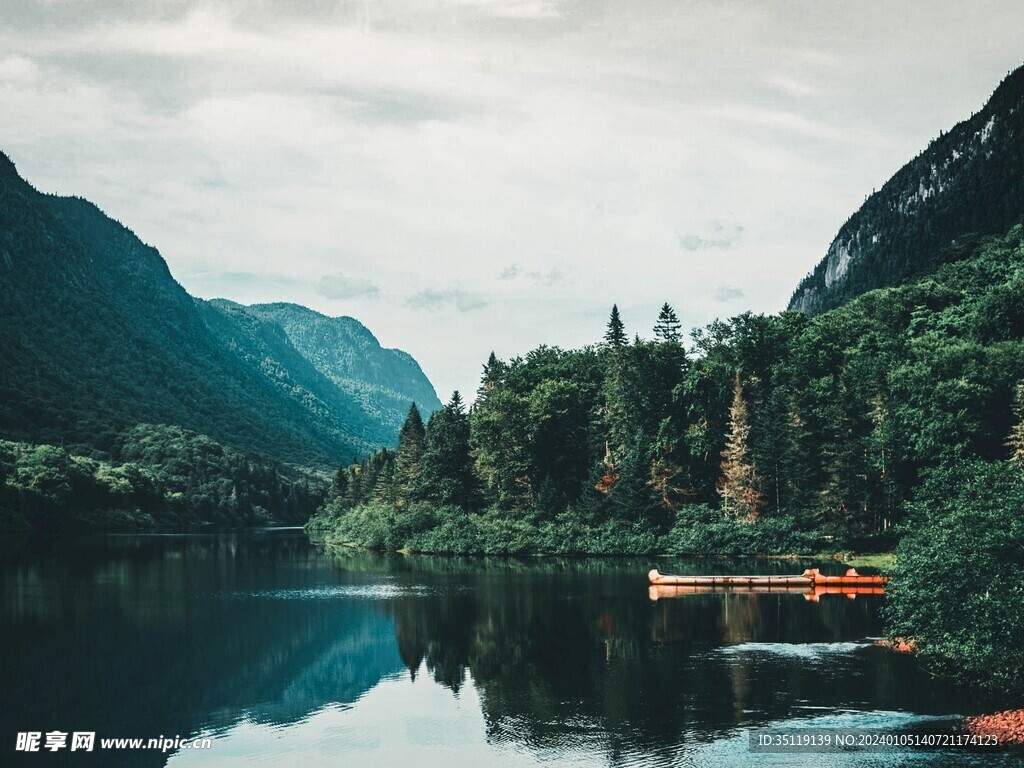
[477,352,506,402]
[394,403,426,506]
[332,463,349,498]
[653,302,682,343]
[718,371,762,521]
[604,305,627,348]
[421,391,478,509]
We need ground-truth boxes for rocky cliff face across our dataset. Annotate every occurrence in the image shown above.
[790,65,1024,315]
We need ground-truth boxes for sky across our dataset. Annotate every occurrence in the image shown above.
[2,1,1023,402]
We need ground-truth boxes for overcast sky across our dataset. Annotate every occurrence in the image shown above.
[2,1,1023,401]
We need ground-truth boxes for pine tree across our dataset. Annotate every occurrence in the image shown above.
[332,463,349,497]
[757,385,788,515]
[815,362,879,539]
[371,451,396,505]
[420,391,478,509]
[341,465,358,506]
[450,390,464,412]
[610,432,656,520]
[1008,382,1024,462]
[649,381,693,511]
[649,450,688,511]
[818,402,863,537]
[394,403,426,506]
[867,391,898,531]
[477,352,506,401]
[604,304,627,348]
[653,302,682,343]
[600,338,630,474]
[528,378,592,512]
[471,387,533,507]
[718,371,762,521]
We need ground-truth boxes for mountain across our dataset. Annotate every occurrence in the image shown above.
[789,64,1024,314]
[201,300,442,447]
[0,150,439,468]
[238,302,440,433]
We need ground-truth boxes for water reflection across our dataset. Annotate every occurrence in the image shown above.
[1,533,1020,767]
[649,584,886,600]
[362,551,992,763]
[1,533,404,767]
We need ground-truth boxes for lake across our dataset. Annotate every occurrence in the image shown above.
[1,529,1021,767]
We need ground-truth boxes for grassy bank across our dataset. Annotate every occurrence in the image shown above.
[306,501,852,557]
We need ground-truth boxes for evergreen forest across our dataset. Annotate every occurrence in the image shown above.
[309,227,1024,689]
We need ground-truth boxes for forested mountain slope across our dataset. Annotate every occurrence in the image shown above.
[789,64,1024,314]
[0,151,439,468]
[216,301,441,439]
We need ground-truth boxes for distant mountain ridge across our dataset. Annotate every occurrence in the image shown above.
[0,151,440,467]
[205,300,441,443]
[789,64,1024,314]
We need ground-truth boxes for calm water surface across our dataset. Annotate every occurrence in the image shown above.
[2,529,1022,767]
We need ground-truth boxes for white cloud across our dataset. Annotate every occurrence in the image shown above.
[678,222,745,252]
[499,264,562,285]
[715,285,745,302]
[0,55,40,82]
[448,0,565,19]
[317,274,381,300]
[407,288,488,313]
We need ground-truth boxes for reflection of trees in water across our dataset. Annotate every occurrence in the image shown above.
[395,590,476,690]
[9,539,994,768]
[385,561,977,758]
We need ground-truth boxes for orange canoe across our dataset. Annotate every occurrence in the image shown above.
[648,569,811,587]
[648,567,888,587]
[801,568,889,586]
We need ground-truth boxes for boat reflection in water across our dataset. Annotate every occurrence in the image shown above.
[649,583,887,602]
[648,566,888,601]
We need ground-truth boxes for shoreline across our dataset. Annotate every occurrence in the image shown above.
[310,535,895,565]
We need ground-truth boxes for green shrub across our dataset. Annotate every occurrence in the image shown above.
[885,460,1024,690]
[308,501,814,556]
[660,504,823,555]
